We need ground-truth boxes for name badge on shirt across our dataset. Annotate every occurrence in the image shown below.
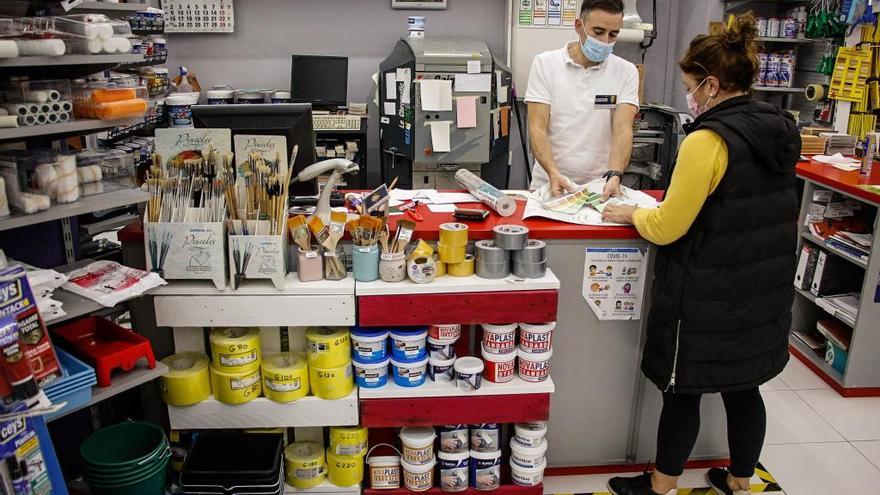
[594,95,617,110]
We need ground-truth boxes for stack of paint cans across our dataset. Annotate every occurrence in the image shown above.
[510,422,548,486]
[475,225,547,279]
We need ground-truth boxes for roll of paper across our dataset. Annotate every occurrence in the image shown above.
[100,38,117,54]
[454,168,517,217]
[806,84,828,101]
[65,38,103,55]
[114,37,132,54]
[617,28,646,43]
[77,165,102,184]
[0,40,19,58]
[0,108,9,116]
[5,104,30,117]
[39,104,51,114]
[16,39,66,57]
[35,113,47,125]
[60,101,73,113]
[50,102,61,112]
[0,116,19,128]
[55,155,79,203]
[27,104,39,114]
[24,91,48,103]
[46,113,59,124]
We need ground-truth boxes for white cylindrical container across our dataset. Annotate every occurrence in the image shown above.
[470,424,500,453]
[401,459,436,492]
[481,323,516,354]
[510,439,548,469]
[439,425,469,454]
[438,451,470,492]
[481,348,516,384]
[454,357,484,391]
[367,444,401,490]
[517,348,552,382]
[429,324,461,341]
[469,450,501,491]
[429,356,456,383]
[399,427,436,466]
[514,422,548,448]
[390,328,428,361]
[427,336,457,361]
[518,322,555,354]
[511,460,547,487]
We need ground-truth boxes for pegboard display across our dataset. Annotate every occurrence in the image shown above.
[162,0,234,33]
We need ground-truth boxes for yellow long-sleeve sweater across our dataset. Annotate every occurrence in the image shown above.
[632,129,729,245]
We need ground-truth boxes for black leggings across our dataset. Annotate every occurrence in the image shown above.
[655,387,766,478]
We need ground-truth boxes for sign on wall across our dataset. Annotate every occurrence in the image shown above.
[162,0,235,33]
[582,247,647,321]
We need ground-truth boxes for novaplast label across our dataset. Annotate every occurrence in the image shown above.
[519,357,551,381]
[403,467,433,491]
[482,330,515,353]
[370,465,400,488]
[520,330,552,352]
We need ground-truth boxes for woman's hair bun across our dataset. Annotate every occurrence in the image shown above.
[723,13,759,51]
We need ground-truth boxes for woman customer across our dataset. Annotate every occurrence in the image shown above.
[602,14,800,495]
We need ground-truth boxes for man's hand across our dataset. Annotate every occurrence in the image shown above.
[602,175,622,201]
[602,203,637,225]
[549,173,576,197]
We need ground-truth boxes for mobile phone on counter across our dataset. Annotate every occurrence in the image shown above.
[454,208,489,221]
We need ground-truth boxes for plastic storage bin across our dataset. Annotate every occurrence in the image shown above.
[44,348,97,421]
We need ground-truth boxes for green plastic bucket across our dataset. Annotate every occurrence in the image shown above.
[85,456,168,495]
[80,422,167,471]
[83,451,170,484]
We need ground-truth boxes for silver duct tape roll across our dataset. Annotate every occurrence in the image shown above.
[476,260,510,279]
[512,260,547,279]
[513,239,547,264]
[407,256,437,284]
[493,224,529,250]
[475,239,510,265]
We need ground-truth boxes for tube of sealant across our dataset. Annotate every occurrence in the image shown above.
[0,316,38,402]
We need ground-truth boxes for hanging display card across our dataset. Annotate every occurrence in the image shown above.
[582,247,647,321]
[163,0,235,33]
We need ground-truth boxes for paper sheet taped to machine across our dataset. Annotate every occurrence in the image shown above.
[455,73,492,93]
[456,96,478,128]
[420,79,453,111]
[428,121,452,152]
[386,72,397,100]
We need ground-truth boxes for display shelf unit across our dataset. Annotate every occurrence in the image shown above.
[0,188,148,232]
[286,481,361,495]
[167,391,359,430]
[794,288,855,329]
[357,270,560,326]
[790,161,880,397]
[116,52,168,71]
[364,486,542,495]
[46,288,118,325]
[0,54,141,69]
[756,36,817,43]
[48,360,168,422]
[753,86,806,93]
[51,1,149,15]
[0,117,143,143]
[359,378,554,427]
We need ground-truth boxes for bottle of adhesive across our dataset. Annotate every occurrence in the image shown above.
[0,317,38,402]
[861,134,874,176]
[176,66,194,93]
[7,457,31,495]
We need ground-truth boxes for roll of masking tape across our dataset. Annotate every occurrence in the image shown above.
[406,238,434,261]
[434,254,445,277]
[209,365,262,405]
[447,254,476,277]
[327,447,365,487]
[407,256,437,284]
[210,327,262,373]
[439,222,469,247]
[306,327,351,368]
[160,352,211,406]
[330,426,369,456]
[805,84,827,101]
[285,442,328,489]
[310,362,355,399]
[261,352,309,403]
[438,242,467,264]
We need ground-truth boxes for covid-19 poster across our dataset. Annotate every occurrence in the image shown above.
[582,247,647,321]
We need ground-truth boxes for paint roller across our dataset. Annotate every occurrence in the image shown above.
[0,41,18,59]
[91,88,137,104]
[0,117,19,129]
[15,39,66,57]
[55,155,79,204]
[77,165,102,184]
[100,38,117,54]
[65,38,104,55]
[114,38,132,54]
[92,99,148,119]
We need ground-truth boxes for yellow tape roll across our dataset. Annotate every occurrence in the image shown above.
[210,365,262,405]
[406,238,434,261]
[310,362,354,400]
[210,327,262,373]
[160,352,211,406]
[447,254,475,277]
[805,84,827,101]
[439,222,469,247]
[330,426,369,456]
[306,327,351,368]
[285,442,328,489]
[434,254,446,277]
[261,352,309,403]
[327,447,365,487]
[437,242,467,264]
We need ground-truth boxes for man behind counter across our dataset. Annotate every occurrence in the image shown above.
[526,0,640,198]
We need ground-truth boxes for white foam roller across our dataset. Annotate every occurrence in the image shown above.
[19,115,36,126]
[24,91,48,103]
[65,38,103,55]
[96,24,114,38]
[80,181,104,196]
[114,37,132,54]
[60,101,73,113]
[0,41,18,59]
[57,112,70,123]
[18,193,50,214]
[0,116,18,128]
[77,165,102,184]
[5,104,29,117]
[50,102,61,112]
[34,164,57,197]
[55,155,79,203]
[16,39,66,57]
[48,90,60,102]
[39,104,51,114]
[35,113,47,125]
[0,108,9,116]
[0,177,9,217]
[47,113,59,124]
[100,38,117,54]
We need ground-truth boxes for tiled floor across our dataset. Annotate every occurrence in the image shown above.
[544,357,880,494]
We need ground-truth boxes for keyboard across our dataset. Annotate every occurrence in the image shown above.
[313,115,362,131]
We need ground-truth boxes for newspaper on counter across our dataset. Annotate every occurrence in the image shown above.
[523,178,659,226]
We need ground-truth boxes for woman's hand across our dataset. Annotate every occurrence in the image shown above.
[602,204,638,225]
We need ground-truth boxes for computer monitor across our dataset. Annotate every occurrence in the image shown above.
[192,103,318,196]
[290,55,348,110]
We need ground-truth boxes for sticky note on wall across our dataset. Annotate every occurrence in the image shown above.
[456,96,478,129]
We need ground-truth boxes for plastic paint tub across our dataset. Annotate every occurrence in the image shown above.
[165,93,199,128]
[353,358,390,388]
[429,324,461,341]
[401,459,436,492]
[399,427,436,466]
[307,327,351,368]
[438,451,470,492]
[514,422,547,448]
[330,426,369,457]
[327,447,365,487]
[351,327,389,363]
[390,328,428,360]
[518,322,555,354]
[285,442,328,489]
[470,424,500,452]
[454,357,484,391]
[511,460,546,487]
[237,90,265,104]
[391,356,429,387]
[469,450,501,491]
[510,438,548,469]
[310,362,354,399]
[272,91,292,103]
[481,323,516,354]
[481,347,516,384]
[206,89,234,104]
[366,444,401,490]
[429,356,456,383]
[517,348,552,382]
[439,425,469,454]
[427,336,456,360]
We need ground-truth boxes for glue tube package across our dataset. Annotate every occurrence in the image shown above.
[63,260,167,307]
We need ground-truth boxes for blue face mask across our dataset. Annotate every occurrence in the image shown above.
[581,34,615,63]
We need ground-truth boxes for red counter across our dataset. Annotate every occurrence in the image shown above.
[797,160,880,205]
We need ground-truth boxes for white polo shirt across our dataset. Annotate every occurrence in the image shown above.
[525,41,640,189]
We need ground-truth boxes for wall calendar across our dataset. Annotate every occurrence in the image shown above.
[162,0,235,33]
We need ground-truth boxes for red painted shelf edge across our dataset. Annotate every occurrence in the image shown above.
[364,484,542,495]
[358,291,559,326]
[359,393,551,427]
[796,161,880,205]
[788,344,880,398]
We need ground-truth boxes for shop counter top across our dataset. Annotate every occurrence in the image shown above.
[797,160,880,205]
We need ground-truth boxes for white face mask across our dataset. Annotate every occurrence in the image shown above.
[686,77,714,117]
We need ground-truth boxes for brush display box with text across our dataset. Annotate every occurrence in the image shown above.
[144,208,227,290]
[228,219,289,290]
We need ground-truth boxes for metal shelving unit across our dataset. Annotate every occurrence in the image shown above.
[0,54,141,69]
[753,86,807,93]
[51,1,149,15]
[0,117,142,143]
[0,188,149,232]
